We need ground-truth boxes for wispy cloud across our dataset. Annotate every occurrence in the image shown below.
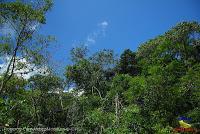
[73,20,109,46]
[98,21,109,36]
[99,21,108,30]
[86,36,96,44]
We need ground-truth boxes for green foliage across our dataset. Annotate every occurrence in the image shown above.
[70,44,88,62]
[0,0,53,24]
[66,46,116,98]
[1,3,200,133]
[0,0,55,94]
[124,76,147,104]
[28,74,64,92]
[0,36,13,55]
[118,49,140,76]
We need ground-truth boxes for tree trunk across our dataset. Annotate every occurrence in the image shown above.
[115,93,119,125]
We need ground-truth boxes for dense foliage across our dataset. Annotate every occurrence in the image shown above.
[0,1,200,134]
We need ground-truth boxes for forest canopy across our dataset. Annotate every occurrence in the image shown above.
[0,1,200,134]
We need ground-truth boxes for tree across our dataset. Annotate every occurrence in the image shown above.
[28,74,64,127]
[118,49,140,76]
[137,22,200,74]
[0,0,54,92]
[135,22,200,132]
[70,44,89,63]
[1,5,200,133]
[66,46,117,98]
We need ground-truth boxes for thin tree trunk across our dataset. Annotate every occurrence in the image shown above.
[0,23,26,92]
[31,90,40,125]
[115,93,119,125]
[17,120,19,128]
[94,86,102,99]
[59,95,63,110]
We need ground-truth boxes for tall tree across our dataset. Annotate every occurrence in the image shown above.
[118,49,140,76]
[66,46,117,98]
[0,0,54,92]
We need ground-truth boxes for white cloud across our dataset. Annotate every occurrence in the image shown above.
[83,20,109,46]
[0,22,39,36]
[48,88,63,94]
[86,36,96,44]
[29,23,39,31]
[98,21,109,37]
[99,21,108,28]
[0,56,49,80]
[65,87,84,96]
[0,55,11,74]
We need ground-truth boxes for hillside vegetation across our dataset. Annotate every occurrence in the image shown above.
[0,1,200,134]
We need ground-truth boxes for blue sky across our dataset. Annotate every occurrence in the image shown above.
[39,0,200,75]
